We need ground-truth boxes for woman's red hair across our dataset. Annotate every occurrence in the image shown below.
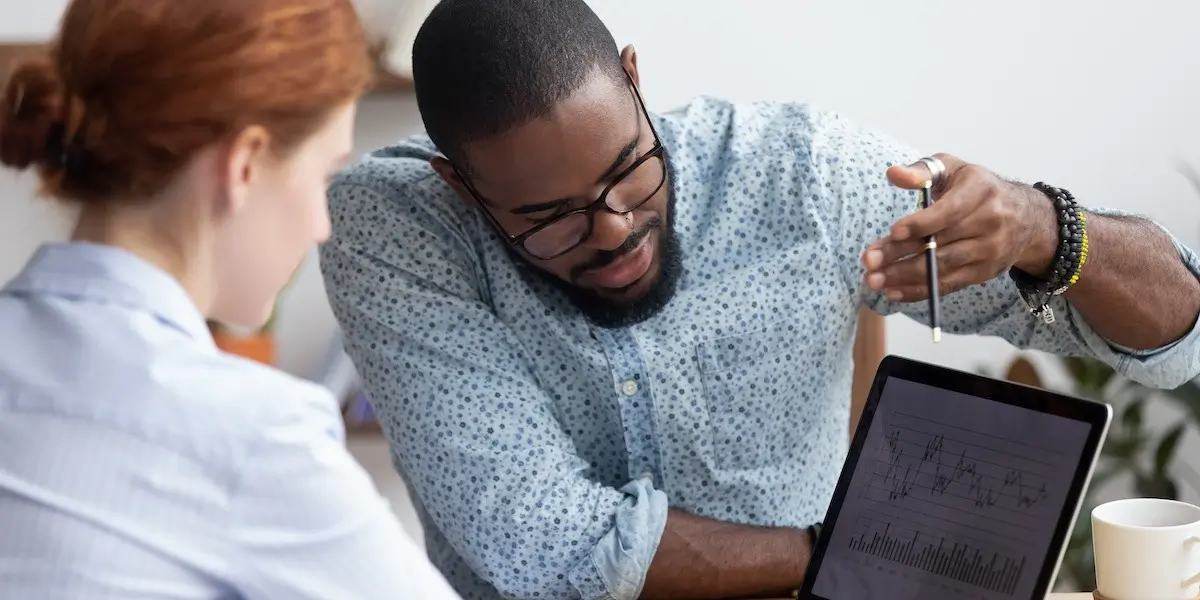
[0,0,374,204]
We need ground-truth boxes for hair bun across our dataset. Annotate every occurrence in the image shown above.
[0,58,66,171]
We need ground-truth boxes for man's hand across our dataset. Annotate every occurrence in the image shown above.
[860,151,1200,353]
[860,153,1056,302]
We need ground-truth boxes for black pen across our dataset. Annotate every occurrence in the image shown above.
[920,179,941,342]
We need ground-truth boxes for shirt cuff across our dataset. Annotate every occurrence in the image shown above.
[569,474,669,600]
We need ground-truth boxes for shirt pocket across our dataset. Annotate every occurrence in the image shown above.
[696,319,807,471]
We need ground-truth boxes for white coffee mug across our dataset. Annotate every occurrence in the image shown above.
[1092,498,1200,600]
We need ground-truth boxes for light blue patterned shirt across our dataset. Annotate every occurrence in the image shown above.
[0,243,461,600]
[320,97,1200,600]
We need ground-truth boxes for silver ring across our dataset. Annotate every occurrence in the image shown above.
[918,156,946,187]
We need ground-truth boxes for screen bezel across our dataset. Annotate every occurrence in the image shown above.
[799,354,1112,600]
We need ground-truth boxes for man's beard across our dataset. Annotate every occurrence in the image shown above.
[516,155,684,329]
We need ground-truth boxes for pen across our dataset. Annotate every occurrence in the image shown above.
[920,179,941,342]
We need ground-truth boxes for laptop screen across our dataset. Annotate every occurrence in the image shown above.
[809,376,1094,600]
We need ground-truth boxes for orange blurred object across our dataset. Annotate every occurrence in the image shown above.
[212,331,275,366]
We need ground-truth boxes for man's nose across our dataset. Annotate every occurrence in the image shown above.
[583,210,633,251]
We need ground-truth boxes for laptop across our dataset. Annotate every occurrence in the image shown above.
[799,355,1112,600]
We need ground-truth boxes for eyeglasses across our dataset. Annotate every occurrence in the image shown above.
[455,71,667,261]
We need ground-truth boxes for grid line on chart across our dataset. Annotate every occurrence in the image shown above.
[890,410,1064,459]
[859,495,1029,545]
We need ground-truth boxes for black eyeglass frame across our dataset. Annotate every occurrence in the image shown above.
[452,69,667,261]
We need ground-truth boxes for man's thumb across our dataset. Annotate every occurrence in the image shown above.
[885,153,963,191]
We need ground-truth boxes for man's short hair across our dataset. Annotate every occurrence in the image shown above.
[411,0,626,168]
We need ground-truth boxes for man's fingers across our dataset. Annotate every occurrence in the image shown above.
[863,221,983,271]
[889,166,1004,242]
[889,186,973,242]
[881,270,977,302]
[884,152,967,191]
[864,239,987,292]
[863,237,924,272]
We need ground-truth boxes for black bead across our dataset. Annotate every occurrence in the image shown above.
[1018,182,1086,297]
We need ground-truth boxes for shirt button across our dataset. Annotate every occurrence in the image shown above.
[620,379,639,396]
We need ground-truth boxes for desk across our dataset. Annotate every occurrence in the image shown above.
[777,594,1089,599]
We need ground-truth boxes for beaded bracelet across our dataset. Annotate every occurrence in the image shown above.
[1054,210,1089,294]
[1008,182,1089,323]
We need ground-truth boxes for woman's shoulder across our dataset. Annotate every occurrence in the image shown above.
[116,348,349,491]
[169,349,346,445]
[3,334,344,487]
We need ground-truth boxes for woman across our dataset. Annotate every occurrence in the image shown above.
[0,1,460,598]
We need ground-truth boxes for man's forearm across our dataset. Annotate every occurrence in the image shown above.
[641,508,811,599]
[1015,189,1200,350]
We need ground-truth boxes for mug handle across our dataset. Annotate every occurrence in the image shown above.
[1185,537,1200,588]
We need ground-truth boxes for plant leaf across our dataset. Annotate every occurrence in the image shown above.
[1135,472,1180,500]
[1062,356,1114,395]
[1161,380,1200,427]
[1091,361,1117,392]
[1086,465,1120,493]
[1073,357,1117,392]
[1101,434,1140,461]
[1122,397,1146,432]
[1062,356,1088,383]
[1155,424,1186,477]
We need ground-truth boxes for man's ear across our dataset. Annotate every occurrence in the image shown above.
[620,44,639,87]
[430,156,473,207]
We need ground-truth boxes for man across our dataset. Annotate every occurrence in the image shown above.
[319,1,1200,598]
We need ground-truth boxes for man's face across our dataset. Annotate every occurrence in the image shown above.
[434,62,682,328]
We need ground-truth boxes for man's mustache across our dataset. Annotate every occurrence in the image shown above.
[570,216,662,282]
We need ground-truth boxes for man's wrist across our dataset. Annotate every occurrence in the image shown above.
[789,522,821,598]
[1013,183,1060,276]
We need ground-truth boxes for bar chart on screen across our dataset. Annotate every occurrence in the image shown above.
[845,510,1028,596]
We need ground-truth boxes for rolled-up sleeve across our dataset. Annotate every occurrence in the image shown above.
[806,109,1200,390]
[1056,208,1200,387]
[319,180,668,600]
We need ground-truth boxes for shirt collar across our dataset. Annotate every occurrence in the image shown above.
[2,242,216,347]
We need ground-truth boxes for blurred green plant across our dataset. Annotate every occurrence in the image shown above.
[1052,162,1200,590]
[992,355,1200,592]
[1060,357,1200,591]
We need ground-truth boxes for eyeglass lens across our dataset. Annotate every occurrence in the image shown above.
[522,153,666,259]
